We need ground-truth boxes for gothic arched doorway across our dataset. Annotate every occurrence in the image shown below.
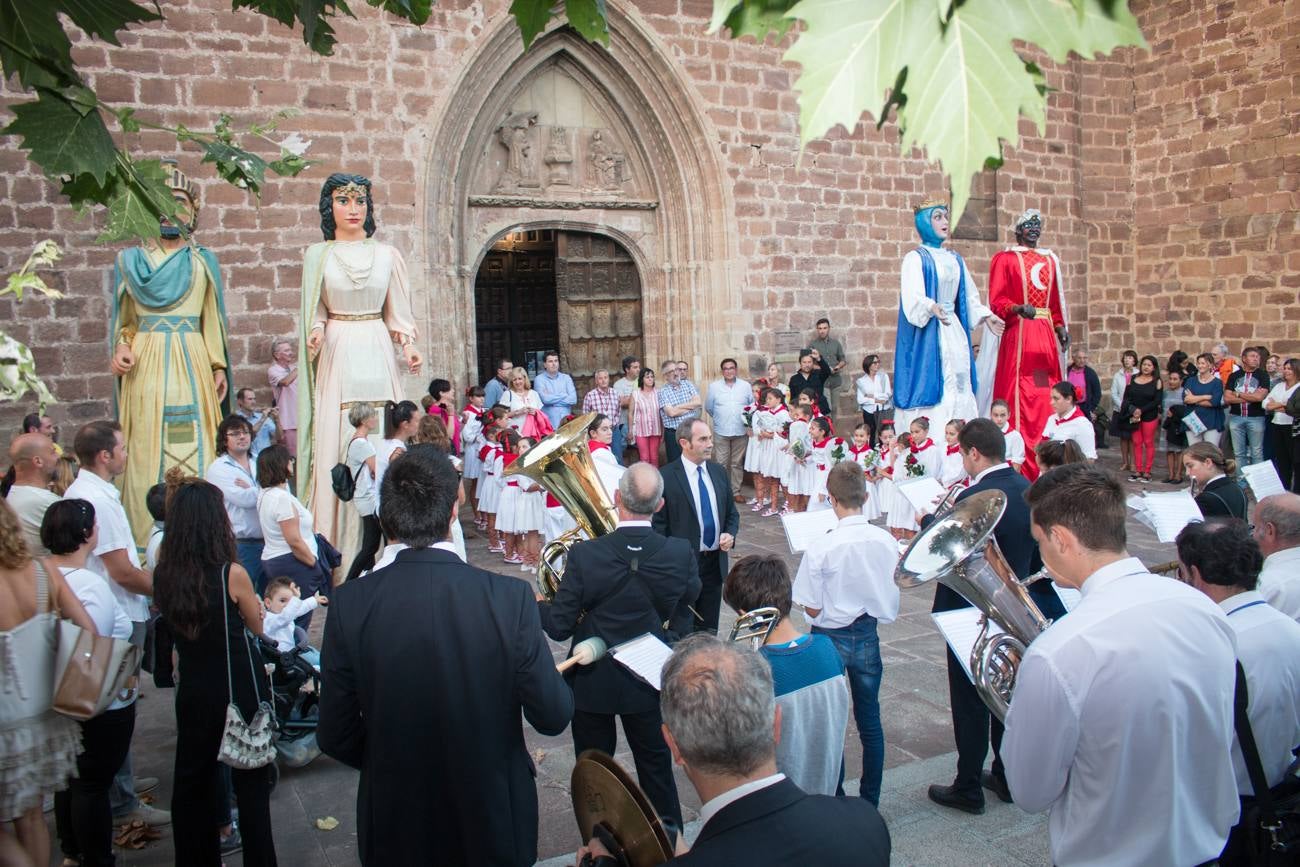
[474,228,643,394]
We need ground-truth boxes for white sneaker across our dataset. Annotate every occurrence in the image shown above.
[116,803,171,827]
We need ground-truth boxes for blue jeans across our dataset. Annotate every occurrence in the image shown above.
[812,613,884,805]
[237,540,266,594]
[611,424,627,466]
[1227,415,1265,478]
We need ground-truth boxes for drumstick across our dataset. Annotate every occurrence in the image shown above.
[557,636,607,673]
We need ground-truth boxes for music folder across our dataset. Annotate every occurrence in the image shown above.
[610,633,674,691]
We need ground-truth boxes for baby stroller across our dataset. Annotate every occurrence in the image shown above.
[255,631,322,772]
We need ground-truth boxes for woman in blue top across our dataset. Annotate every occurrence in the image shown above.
[1183,352,1225,448]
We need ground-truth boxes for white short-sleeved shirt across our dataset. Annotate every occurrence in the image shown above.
[1041,409,1097,459]
[62,469,149,622]
[258,486,318,562]
[5,484,59,557]
[792,514,900,629]
[346,436,377,517]
[1000,424,1027,466]
[1265,381,1298,425]
[61,565,135,709]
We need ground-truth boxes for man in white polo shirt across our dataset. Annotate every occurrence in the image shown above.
[63,420,169,826]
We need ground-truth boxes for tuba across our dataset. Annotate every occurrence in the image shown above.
[504,412,618,601]
[894,489,1050,722]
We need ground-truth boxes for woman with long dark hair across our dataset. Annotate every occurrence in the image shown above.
[1109,349,1139,471]
[1122,355,1163,483]
[153,479,277,867]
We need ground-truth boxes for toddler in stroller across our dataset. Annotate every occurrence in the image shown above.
[259,577,325,767]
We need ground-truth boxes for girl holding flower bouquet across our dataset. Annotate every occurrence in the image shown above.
[782,404,816,514]
[752,387,790,516]
[847,422,883,520]
[874,422,898,525]
[808,417,846,511]
[742,381,764,504]
[886,418,941,540]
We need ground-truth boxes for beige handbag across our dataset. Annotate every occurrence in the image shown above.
[51,568,141,720]
[215,564,277,770]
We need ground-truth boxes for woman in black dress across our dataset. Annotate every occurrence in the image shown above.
[1122,355,1163,483]
[1183,442,1247,520]
[153,480,277,866]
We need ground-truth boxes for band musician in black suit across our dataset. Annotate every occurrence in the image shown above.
[538,462,701,826]
[577,636,890,867]
[923,418,1067,815]
[319,447,573,866]
[652,419,741,633]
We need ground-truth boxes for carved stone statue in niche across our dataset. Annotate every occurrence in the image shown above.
[544,126,574,186]
[587,130,629,193]
[495,111,541,192]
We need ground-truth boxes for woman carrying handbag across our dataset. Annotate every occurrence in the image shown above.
[154,480,278,867]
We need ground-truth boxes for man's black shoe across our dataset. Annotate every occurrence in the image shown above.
[981,770,1013,804]
[927,783,985,815]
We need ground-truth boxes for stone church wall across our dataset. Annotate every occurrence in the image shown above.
[0,0,1294,434]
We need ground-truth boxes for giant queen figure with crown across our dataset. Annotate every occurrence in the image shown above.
[111,161,231,551]
[893,200,1003,432]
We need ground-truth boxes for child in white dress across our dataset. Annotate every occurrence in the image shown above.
[460,387,487,528]
[873,422,898,524]
[513,437,545,571]
[496,430,525,564]
[782,405,816,514]
[752,388,790,516]
[742,384,763,504]
[846,423,882,521]
[478,436,505,553]
[807,417,844,511]
[938,419,969,488]
[886,418,942,540]
[989,399,1026,475]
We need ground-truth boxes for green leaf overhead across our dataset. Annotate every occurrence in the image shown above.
[98,158,180,244]
[708,0,796,40]
[509,0,556,49]
[0,0,75,88]
[3,88,118,183]
[55,0,162,45]
[1007,0,1146,64]
[565,0,610,46]
[783,0,928,145]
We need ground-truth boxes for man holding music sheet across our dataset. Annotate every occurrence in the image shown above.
[790,461,899,806]
[538,462,700,827]
[1003,464,1239,866]
[925,418,1065,814]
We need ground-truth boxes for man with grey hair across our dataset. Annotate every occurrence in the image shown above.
[267,336,299,455]
[539,462,701,826]
[1255,492,1300,619]
[659,360,702,463]
[579,635,890,865]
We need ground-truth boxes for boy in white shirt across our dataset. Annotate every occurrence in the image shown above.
[262,577,326,668]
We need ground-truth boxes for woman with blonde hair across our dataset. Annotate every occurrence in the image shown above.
[0,501,94,867]
[1182,442,1246,520]
[498,366,543,434]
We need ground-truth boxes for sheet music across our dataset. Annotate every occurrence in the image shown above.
[610,633,674,691]
[780,508,839,553]
[898,476,947,513]
[1241,461,1285,500]
[932,608,1004,684]
[1140,490,1204,543]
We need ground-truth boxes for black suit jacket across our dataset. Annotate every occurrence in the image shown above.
[931,466,1062,618]
[538,526,701,714]
[652,458,740,577]
[318,547,573,866]
[1196,475,1248,520]
[669,778,890,866]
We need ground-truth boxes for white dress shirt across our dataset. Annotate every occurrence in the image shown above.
[697,773,785,831]
[1041,410,1097,459]
[205,454,263,540]
[63,469,150,622]
[679,454,719,551]
[1257,546,1300,620]
[792,514,900,629]
[1003,557,1239,867]
[369,540,466,573]
[705,379,752,437]
[1220,590,1300,794]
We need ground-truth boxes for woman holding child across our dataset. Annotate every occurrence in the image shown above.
[154,479,278,867]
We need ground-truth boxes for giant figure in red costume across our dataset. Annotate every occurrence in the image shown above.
[988,209,1068,480]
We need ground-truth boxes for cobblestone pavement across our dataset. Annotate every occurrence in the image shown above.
[57,449,1187,866]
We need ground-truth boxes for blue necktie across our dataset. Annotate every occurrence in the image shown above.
[697,465,717,550]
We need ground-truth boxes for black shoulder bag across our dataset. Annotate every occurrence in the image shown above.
[1230,661,1300,863]
[330,437,365,502]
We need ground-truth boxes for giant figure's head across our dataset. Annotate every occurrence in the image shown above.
[1014,208,1043,248]
[913,200,949,249]
[318,173,377,240]
[159,160,199,239]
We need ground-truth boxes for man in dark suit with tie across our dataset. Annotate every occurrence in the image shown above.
[577,635,890,866]
[652,418,740,634]
[925,418,1067,815]
[319,447,573,866]
[538,461,700,826]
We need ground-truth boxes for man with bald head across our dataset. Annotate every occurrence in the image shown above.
[6,433,60,558]
[538,462,701,827]
[1254,492,1300,620]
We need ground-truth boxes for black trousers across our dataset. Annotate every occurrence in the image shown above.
[173,692,278,867]
[55,704,135,867]
[861,409,882,447]
[664,430,683,463]
[691,550,723,634]
[1268,423,1294,492]
[945,646,1000,799]
[344,513,383,583]
[572,708,682,827]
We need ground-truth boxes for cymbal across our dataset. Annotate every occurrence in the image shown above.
[571,750,673,867]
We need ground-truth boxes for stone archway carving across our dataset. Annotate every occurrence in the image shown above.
[423,2,739,388]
